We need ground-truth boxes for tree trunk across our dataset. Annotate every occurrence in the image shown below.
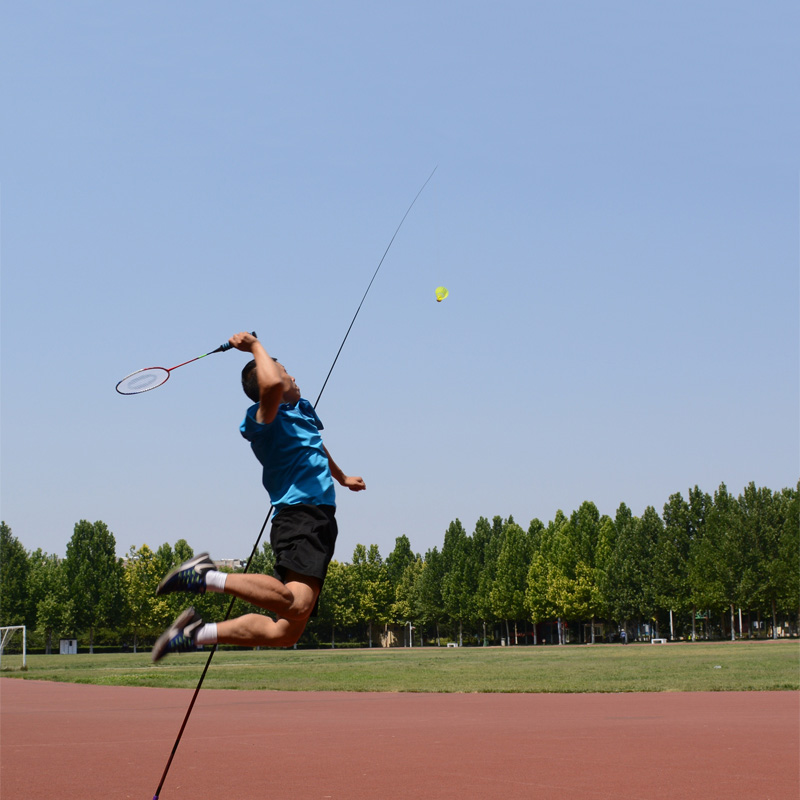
[459,620,463,647]
[590,617,595,645]
[771,598,777,640]
[45,630,52,655]
[89,627,94,655]
[691,607,696,641]
[133,633,138,654]
[669,609,674,641]
[331,626,335,649]
[730,605,735,641]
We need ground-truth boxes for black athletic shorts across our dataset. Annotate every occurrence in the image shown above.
[270,504,338,613]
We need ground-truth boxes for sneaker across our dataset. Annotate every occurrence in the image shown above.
[156,552,215,596]
[151,607,204,662]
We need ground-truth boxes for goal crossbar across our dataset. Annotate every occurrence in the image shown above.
[0,625,27,669]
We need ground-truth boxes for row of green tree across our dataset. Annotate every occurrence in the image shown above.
[1,480,797,651]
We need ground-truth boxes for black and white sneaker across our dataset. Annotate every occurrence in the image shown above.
[151,608,204,662]
[156,553,215,596]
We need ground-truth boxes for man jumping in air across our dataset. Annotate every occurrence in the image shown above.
[151,331,365,660]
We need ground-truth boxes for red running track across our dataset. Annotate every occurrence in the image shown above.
[1,679,798,799]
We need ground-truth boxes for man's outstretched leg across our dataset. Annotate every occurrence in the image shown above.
[151,607,313,662]
[157,552,312,620]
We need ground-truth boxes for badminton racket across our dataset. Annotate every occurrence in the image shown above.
[116,332,257,395]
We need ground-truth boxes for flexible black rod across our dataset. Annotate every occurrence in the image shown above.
[313,165,437,408]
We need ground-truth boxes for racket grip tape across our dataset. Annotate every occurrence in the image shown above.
[219,331,257,352]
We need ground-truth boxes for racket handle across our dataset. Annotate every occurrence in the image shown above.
[218,331,257,352]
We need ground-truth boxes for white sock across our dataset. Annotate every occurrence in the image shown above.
[196,622,218,645]
[205,570,228,593]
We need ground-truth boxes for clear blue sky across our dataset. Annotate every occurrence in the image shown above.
[2,2,797,563]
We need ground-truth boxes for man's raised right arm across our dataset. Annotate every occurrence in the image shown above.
[229,332,284,424]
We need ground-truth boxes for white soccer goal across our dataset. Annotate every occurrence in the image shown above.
[0,625,27,670]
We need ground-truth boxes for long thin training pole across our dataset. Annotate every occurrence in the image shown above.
[152,167,437,799]
[150,512,271,800]
[313,165,437,407]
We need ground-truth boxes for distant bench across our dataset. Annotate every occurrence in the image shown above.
[446,642,458,648]
[651,638,667,644]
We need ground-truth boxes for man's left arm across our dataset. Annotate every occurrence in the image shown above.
[323,445,366,492]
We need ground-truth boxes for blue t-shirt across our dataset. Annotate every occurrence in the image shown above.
[239,398,336,513]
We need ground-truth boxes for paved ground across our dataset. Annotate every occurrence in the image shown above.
[2,678,798,799]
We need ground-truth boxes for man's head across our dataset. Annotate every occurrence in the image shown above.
[241,359,301,405]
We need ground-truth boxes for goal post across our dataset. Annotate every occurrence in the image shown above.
[0,625,27,670]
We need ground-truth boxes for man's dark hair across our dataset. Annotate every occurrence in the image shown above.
[241,358,278,403]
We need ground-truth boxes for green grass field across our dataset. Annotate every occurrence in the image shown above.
[2,640,797,693]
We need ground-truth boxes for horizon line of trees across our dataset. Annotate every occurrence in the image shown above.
[1,479,797,652]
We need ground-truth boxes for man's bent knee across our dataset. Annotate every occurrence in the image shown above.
[281,597,315,621]
[274,617,309,647]
[282,573,320,620]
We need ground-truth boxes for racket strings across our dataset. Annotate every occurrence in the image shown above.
[116,367,170,394]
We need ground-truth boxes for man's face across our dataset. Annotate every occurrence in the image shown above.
[277,363,301,404]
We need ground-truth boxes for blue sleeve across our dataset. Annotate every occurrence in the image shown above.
[240,404,265,441]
